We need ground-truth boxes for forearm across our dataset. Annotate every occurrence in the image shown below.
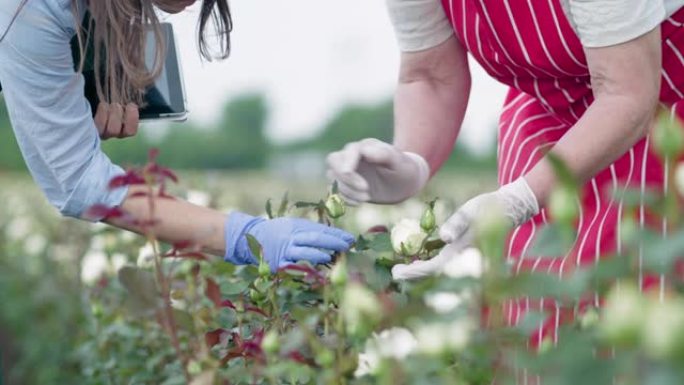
[106,186,226,259]
[393,37,471,175]
[525,29,660,206]
[525,95,655,205]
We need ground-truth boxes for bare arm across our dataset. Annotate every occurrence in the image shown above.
[393,35,472,174]
[107,187,227,259]
[525,29,661,204]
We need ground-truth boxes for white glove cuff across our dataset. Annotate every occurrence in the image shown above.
[498,177,540,227]
[403,152,431,192]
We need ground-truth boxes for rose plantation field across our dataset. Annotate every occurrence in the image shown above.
[4,134,684,384]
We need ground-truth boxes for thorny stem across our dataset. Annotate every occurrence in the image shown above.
[145,181,191,383]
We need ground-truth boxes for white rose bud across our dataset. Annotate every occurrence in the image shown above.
[354,327,418,377]
[391,219,427,256]
[643,298,684,360]
[599,283,646,347]
[341,282,382,337]
[414,320,474,355]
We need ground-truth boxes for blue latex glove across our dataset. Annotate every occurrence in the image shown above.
[224,212,355,272]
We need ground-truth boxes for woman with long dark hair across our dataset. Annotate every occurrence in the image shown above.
[0,0,354,271]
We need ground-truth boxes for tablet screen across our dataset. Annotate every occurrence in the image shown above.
[140,23,187,120]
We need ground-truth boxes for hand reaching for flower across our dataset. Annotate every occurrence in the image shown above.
[224,212,355,272]
[391,178,538,280]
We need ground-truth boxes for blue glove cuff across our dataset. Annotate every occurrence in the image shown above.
[224,211,266,266]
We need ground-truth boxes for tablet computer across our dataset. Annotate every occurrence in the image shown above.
[81,22,189,122]
[1,21,189,122]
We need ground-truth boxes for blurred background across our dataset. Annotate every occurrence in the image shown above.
[0,1,507,383]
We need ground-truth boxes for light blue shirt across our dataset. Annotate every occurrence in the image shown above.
[0,0,127,219]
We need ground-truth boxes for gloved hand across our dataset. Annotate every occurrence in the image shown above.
[326,138,430,205]
[224,212,355,272]
[391,177,539,280]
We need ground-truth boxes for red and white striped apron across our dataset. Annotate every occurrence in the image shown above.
[440,0,684,352]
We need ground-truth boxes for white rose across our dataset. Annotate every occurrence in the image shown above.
[341,282,382,336]
[442,247,485,279]
[424,291,467,314]
[354,327,417,377]
[414,319,474,355]
[391,219,427,256]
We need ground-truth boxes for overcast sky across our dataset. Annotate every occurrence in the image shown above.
[164,0,508,153]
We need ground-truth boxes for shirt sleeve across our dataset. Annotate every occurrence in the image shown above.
[566,0,666,47]
[0,0,128,220]
[386,0,454,52]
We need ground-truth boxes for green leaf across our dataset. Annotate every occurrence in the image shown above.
[547,153,578,189]
[118,265,159,311]
[294,201,320,209]
[528,224,576,256]
[277,191,289,217]
[172,309,194,331]
[246,234,263,262]
[265,199,274,219]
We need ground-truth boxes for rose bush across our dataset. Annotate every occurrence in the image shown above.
[5,113,684,384]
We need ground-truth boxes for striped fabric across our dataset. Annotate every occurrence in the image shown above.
[440,0,684,356]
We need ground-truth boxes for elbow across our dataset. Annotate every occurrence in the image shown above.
[595,90,659,140]
[50,152,128,221]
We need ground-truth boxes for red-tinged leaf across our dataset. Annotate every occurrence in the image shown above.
[219,349,244,365]
[159,167,179,183]
[245,306,268,317]
[148,148,160,162]
[205,329,226,348]
[279,264,326,284]
[287,351,309,365]
[173,240,194,250]
[129,191,151,199]
[169,252,208,261]
[205,278,221,308]
[146,164,179,184]
[220,299,236,309]
[366,225,389,234]
[108,171,146,190]
[85,205,126,221]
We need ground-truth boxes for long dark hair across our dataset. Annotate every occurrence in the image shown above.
[1,0,233,105]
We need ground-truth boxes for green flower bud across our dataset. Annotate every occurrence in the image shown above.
[187,360,202,376]
[579,308,599,330]
[548,186,578,224]
[538,336,553,354]
[330,259,348,287]
[91,303,104,318]
[250,288,266,303]
[653,112,684,159]
[258,260,271,278]
[643,298,684,360]
[261,330,280,355]
[325,194,346,219]
[341,282,382,337]
[420,206,436,232]
[599,283,646,347]
[315,349,335,367]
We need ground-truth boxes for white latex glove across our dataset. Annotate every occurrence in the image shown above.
[326,138,430,205]
[392,177,539,280]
